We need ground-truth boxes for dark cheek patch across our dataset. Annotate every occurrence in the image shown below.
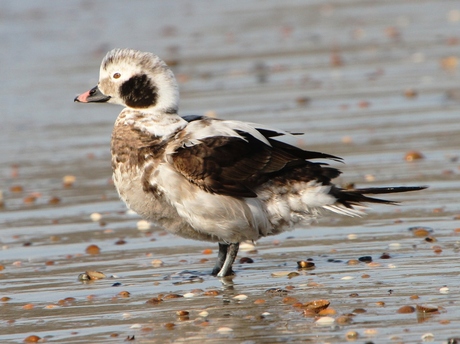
[120,74,157,108]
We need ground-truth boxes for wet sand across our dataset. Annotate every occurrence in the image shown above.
[1,1,460,343]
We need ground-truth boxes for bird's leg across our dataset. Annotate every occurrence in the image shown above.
[211,243,229,276]
[216,242,239,277]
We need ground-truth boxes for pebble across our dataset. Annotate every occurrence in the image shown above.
[90,213,102,222]
[341,276,354,280]
[198,311,209,317]
[130,324,142,329]
[421,333,434,341]
[137,220,151,230]
[44,304,59,309]
[203,290,219,296]
[297,261,315,269]
[85,245,101,255]
[239,241,256,251]
[439,287,449,294]
[405,150,424,162]
[318,308,336,316]
[63,175,76,187]
[24,335,41,343]
[265,288,289,295]
[346,331,359,340]
[239,257,254,264]
[217,326,233,334]
[151,259,164,267]
[388,243,401,249]
[302,300,330,313]
[336,315,352,325]
[78,270,106,281]
[233,294,248,301]
[183,292,195,298]
[364,329,378,336]
[358,256,372,263]
[315,316,335,326]
[271,271,296,277]
[397,305,415,314]
[347,234,358,240]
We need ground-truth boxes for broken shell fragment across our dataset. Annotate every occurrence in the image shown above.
[297,261,315,269]
[301,299,330,313]
[78,270,106,281]
[416,304,439,313]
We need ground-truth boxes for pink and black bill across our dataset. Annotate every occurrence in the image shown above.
[74,86,111,103]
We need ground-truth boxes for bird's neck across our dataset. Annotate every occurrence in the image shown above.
[117,108,187,139]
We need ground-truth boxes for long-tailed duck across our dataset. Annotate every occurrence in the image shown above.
[75,49,426,277]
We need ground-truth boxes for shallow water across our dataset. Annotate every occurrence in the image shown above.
[1,1,460,343]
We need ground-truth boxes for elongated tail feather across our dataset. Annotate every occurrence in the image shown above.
[333,185,427,208]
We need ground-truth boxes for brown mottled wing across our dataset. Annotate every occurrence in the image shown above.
[170,131,300,197]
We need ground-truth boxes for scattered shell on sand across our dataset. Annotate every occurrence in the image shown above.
[416,304,438,313]
[265,288,289,296]
[151,259,164,267]
[315,316,335,326]
[233,294,248,301]
[410,226,432,237]
[217,326,233,334]
[203,290,219,296]
[358,256,372,263]
[297,261,315,269]
[136,220,151,231]
[63,175,76,187]
[78,270,106,281]
[405,151,424,162]
[146,297,163,305]
[336,315,352,325]
[239,241,255,251]
[439,287,449,294]
[421,333,434,340]
[346,331,359,340]
[301,299,330,313]
[85,244,101,255]
[397,305,415,314]
[163,293,183,299]
[24,335,41,343]
[271,271,298,278]
[239,257,254,263]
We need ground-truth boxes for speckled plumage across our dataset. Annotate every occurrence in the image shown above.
[75,48,426,277]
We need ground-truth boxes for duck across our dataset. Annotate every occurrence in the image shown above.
[75,48,426,277]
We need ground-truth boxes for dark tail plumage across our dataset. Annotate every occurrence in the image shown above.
[335,186,427,207]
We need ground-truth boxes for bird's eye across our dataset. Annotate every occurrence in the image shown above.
[113,73,121,79]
